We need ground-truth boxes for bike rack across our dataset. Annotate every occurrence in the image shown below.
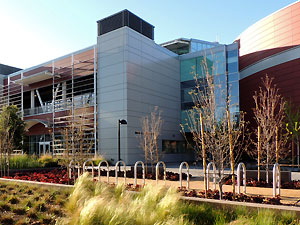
[69,159,80,181]
[179,162,190,189]
[156,161,166,185]
[273,163,281,197]
[206,162,217,190]
[115,160,127,185]
[97,160,110,183]
[237,162,246,194]
[83,159,95,178]
[134,161,145,186]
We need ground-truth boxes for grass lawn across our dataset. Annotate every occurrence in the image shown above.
[0,181,71,225]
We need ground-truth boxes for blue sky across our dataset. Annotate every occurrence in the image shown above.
[0,0,297,69]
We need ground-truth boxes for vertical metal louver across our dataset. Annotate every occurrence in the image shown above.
[97,10,154,40]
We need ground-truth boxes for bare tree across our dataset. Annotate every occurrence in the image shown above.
[52,108,95,172]
[181,56,248,198]
[139,106,163,174]
[252,75,287,183]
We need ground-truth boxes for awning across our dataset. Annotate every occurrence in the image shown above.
[14,70,53,86]
[25,119,51,131]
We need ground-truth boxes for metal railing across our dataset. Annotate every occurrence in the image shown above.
[206,162,217,190]
[237,162,246,194]
[98,160,110,183]
[134,161,145,186]
[179,162,190,189]
[23,93,95,116]
[115,160,127,185]
[156,161,166,185]
[273,163,281,197]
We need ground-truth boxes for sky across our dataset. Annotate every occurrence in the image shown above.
[0,0,298,69]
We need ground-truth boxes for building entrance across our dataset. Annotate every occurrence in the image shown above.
[38,141,51,156]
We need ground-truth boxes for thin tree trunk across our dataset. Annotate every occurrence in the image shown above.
[266,143,269,183]
[292,136,294,168]
[200,112,207,198]
[227,110,235,199]
[297,137,300,168]
[275,126,279,163]
[257,126,261,181]
[155,137,159,163]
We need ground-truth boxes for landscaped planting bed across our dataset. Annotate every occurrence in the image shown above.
[3,167,190,185]
[3,168,70,184]
[179,188,282,205]
[0,181,70,225]
[1,173,300,224]
[225,177,300,189]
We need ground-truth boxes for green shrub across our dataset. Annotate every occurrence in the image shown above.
[38,154,59,167]
[9,154,42,169]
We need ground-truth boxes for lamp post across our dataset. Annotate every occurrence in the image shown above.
[118,119,128,165]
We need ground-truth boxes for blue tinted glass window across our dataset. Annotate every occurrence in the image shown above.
[181,58,196,82]
[229,81,239,97]
[215,74,226,84]
[181,88,194,103]
[228,72,239,82]
[227,49,238,58]
[230,96,239,107]
[228,62,238,73]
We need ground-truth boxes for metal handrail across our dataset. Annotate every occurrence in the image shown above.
[156,161,166,185]
[237,162,246,194]
[83,159,95,178]
[273,163,281,197]
[134,161,145,186]
[115,161,126,185]
[206,162,217,190]
[179,162,190,189]
[97,160,110,183]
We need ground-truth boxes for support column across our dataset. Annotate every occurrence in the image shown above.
[62,81,67,107]
[30,90,35,109]
[93,45,97,156]
[7,76,10,105]
[21,72,24,119]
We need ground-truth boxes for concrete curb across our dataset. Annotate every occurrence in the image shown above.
[0,178,73,188]
[181,196,300,214]
[1,178,300,214]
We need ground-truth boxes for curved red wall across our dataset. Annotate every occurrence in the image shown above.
[237,1,300,70]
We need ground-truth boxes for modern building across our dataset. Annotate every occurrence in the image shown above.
[1,10,241,164]
[237,1,300,124]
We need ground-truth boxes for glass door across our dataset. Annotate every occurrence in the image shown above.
[38,141,51,156]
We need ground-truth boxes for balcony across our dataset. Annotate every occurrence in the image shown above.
[23,93,95,117]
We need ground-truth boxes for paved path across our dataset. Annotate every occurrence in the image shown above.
[103,175,300,205]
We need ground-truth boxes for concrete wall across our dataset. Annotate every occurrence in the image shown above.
[97,26,183,164]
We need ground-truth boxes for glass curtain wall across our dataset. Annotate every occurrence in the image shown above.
[180,43,240,129]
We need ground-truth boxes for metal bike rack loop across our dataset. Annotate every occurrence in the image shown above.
[115,160,127,185]
[69,159,80,181]
[156,161,166,185]
[237,162,247,194]
[179,162,190,189]
[273,163,281,197]
[97,160,110,183]
[83,159,95,178]
[134,161,145,186]
[206,162,217,190]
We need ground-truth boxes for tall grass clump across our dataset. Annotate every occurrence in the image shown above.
[9,154,42,169]
[59,173,300,225]
[231,209,300,225]
[58,173,190,225]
